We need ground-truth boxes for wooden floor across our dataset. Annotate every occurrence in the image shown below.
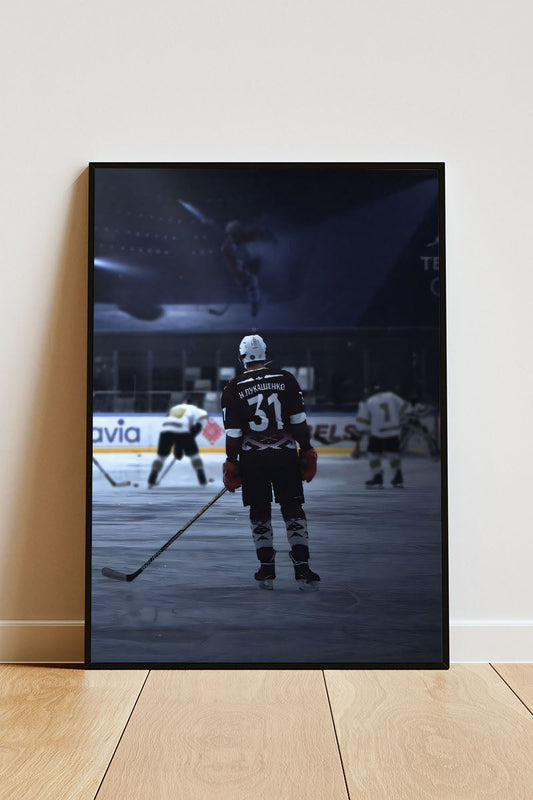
[1,665,532,799]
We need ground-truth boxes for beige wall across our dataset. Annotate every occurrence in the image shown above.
[0,173,88,660]
[1,0,532,662]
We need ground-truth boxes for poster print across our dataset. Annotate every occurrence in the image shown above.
[85,163,448,668]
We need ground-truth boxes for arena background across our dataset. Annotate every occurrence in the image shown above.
[92,166,441,415]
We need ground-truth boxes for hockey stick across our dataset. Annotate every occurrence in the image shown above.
[156,456,176,486]
[101,487,228,581]
[92,456,131,487]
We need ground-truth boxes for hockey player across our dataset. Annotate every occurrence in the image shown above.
[148,399,208,488]
[221,334,320,590]
[221,220,275,317]
[356,386,410,488]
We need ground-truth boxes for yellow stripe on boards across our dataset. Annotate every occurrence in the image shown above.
[92,447,353,455]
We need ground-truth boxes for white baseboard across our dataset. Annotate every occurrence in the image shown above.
[0,621,84,664]
[450,622,533,663]
[1,621,532,664]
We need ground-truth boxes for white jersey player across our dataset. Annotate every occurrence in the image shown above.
[357,391,409,438]
[148,402,209,488]
[356,388,410,488]
[161,403,207,436]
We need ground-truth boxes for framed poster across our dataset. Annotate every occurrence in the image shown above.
[85,163,448,668]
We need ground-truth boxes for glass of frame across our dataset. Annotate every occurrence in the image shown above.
[85,162,448,669]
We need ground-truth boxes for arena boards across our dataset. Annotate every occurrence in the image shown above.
[85,163,448,669]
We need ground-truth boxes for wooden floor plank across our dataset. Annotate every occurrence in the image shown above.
[492,664,533,713]
[96,669,348,800]
[325,665,533,799]
[0,665,147,800]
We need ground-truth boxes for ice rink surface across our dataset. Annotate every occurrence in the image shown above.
[89,452,444,666]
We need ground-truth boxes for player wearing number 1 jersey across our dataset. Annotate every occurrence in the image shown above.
[356,387,410,488]
[221,334,320,590]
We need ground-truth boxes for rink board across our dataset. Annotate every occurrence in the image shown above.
[92,412,439,457]
[88,452,444,666]
[92,413,360,452]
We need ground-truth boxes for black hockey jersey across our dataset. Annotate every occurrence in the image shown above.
[221,367,307,451]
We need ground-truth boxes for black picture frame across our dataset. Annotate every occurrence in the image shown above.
[85,162,448,669]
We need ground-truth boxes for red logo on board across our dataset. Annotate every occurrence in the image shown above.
[203,417,224,444]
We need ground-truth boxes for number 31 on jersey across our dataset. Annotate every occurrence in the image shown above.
[248,392,283,431]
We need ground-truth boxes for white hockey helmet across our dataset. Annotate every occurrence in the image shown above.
[239,334,267,366]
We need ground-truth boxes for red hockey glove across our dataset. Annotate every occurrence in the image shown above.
[223,460,241,492]
[299,447,317,482]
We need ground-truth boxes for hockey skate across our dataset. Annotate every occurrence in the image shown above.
[147,469,158,489]
[391,469,404,488]
[290,552,320,591]
[254,547,276,590]
[365,472,383,489]
[254,564,276,590]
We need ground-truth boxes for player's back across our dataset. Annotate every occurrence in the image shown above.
[161,403,206,435]
[222,367,306,450]
[365,392,406,437]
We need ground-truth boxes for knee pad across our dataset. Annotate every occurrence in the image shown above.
[191,456,203,469]
[151,458,163,471]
